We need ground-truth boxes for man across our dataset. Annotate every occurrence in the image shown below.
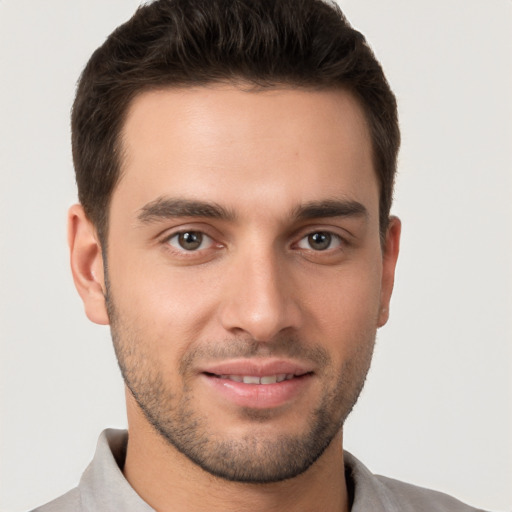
[32,0,486,510]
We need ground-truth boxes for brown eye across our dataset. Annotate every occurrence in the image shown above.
[179,232,202,250]
[308,232,331,251]
[297,231,342,251]
[168,231,212,251]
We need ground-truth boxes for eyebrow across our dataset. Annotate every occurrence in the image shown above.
[137,197,368,224]
[137,197,236,223]
[293,199,368,221]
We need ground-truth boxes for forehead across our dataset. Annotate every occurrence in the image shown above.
[115,85,378,222]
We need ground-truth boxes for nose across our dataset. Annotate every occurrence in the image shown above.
[219,246,302,342]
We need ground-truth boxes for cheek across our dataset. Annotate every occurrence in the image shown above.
[304,260,382,348]
[110,259,221,344]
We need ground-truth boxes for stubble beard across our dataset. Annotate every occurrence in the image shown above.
[106,293,376,484]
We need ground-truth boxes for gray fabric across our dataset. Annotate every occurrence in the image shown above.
[31,429,487,512]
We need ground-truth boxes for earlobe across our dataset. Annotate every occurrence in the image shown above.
[68,204,110,325]
[377,216,401,328]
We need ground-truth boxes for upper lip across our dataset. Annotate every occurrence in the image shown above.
[199,358,315,377]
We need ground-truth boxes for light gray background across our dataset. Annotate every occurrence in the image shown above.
[1,1,511,511]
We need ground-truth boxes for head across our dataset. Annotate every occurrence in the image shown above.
[69,0,401,485]
[72,0,400,246]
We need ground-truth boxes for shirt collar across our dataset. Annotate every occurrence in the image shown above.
[79,429,397,512]
[79,429,154,512]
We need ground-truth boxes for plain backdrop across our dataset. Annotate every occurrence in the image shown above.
[1,1,511,511]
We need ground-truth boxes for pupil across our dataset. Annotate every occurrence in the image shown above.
[179,232,202,250]
[309,232,331,250]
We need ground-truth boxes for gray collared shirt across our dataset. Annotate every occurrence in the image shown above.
[31,429,487,512]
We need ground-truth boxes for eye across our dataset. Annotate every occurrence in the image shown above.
[166,231,214,251]
[297,231,342,251]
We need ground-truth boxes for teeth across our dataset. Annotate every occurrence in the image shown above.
[224,375,243,382]
[242,376,261,384]
[219,374,295,384]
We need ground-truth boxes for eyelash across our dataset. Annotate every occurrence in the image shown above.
[160,228,347,258]
[295,231,344,252]
[161,230,220,260]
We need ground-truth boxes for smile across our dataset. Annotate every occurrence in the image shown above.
[207,373,307,384]
[200,362,314,409]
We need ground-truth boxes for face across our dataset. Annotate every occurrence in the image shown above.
[74,85,400,483]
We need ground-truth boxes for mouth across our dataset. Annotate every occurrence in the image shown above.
[203,372,310,385]
[199,360,315,409]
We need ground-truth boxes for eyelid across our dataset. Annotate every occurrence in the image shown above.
[157,222,221,243]
[295,231,343,251]
[292,224,351,245]
[165,231,215,251]
[158,224,225,259]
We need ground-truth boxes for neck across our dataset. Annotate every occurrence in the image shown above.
[123,399,349,512]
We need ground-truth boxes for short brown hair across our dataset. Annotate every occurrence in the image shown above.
[72,0,400,244]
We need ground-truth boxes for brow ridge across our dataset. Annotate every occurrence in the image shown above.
[137,197,235,223]
[293,199,368,221]
[137,197,367,224]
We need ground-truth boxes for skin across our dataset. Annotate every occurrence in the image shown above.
[68,85,400,512]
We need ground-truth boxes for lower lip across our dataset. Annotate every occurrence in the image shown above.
[201,374,313,409]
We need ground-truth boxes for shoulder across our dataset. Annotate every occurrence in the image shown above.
[29,488,81,512]
[375,474,488,512]
[344,451,488,512]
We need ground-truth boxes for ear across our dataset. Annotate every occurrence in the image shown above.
[377,216,401,327]
[68,204,110,325]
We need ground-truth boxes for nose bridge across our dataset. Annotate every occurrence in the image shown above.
[219,239,300,341]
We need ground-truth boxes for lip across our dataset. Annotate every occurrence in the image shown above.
[199,358,315,409]
[200,358,314,378]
